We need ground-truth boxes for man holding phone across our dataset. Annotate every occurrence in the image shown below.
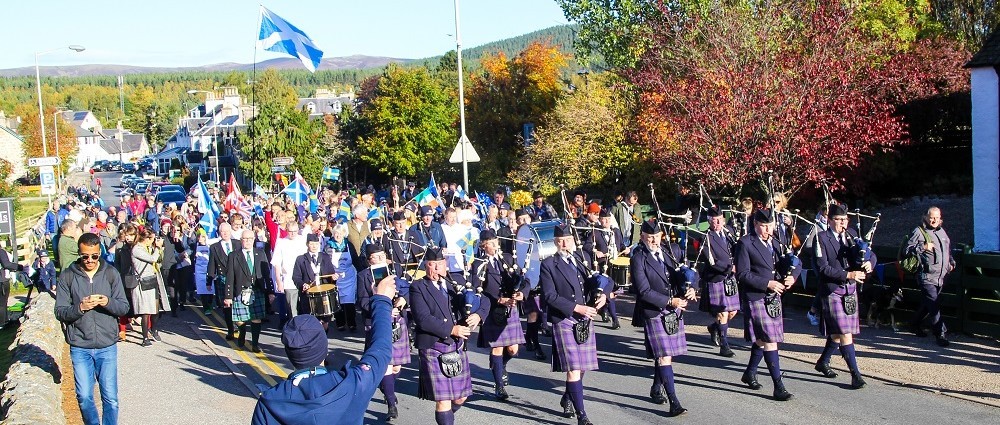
[55,232,131,425]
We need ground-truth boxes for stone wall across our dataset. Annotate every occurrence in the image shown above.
[0,294,66,425]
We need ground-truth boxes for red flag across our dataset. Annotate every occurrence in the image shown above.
[223,174,251,218]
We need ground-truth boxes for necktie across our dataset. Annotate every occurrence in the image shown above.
[311,254,318,264]
[245,250,253,272]
[223,242,231,255]
[438,280,449,297]
[655,251,663,264]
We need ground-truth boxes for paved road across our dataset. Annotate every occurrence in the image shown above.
[93,171,998,424]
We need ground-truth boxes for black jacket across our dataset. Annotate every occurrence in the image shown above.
[291,251,336,291]
[224,247,273,299]
[410,276,489,350]
[207,238,240,282]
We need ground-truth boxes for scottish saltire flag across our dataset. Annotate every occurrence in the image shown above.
[322,166,340,181]
[281,171,310,205]
[258,6,324,73]
[196,176,220,237]
[254,184,268,198]
[455,186,468,201]
[196,176,220,216]
[335,200,351,223]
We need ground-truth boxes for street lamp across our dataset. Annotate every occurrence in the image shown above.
[187,89,218,183]
[53,110,66,192]
[35,44,84,208]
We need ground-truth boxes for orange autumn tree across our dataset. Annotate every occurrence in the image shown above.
[465,40,568,186]
[15,103,78,175]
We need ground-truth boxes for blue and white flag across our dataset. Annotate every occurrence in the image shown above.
[281,171,310,205]
[322,166,340,181]
[196,176,220,237]
[258,6,324,73]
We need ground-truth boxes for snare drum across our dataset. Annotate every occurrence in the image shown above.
[609,257,631,289]
[307,283,341,317]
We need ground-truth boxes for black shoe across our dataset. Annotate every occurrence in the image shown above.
[141,338,153,347]
[502,371,509,386]
[773,383,793,401]
[534,348,546,361]
[386,404,398,421]
[560,393,574,417]
[151,330,162,342]
[911,325,927,337]
[667,395,687,417]
[577,416,593,425]
[719,346,735,358]
[349,326,357,332]
[495,385,510,401]
[610,322,621,330]
[936,335,950,347]
[814,363,838,378]
[741,371,762,390]
[251,345,262,353]
[709,323,720,347]
[225,333,235,341]
[851,373,867,389]
[650,386,667,405]
[525,343,536,352]
[541,327,552,337]
[337,326,346,332]
[600,311,609,323]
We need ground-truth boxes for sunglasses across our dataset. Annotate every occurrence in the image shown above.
[79,253,102,261]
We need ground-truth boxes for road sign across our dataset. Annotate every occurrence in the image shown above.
[28,156,61,167]
[448,135,480,164]
[0,198,12,236]
[39,166,56,195]
[272,157,295,166]
[271,166,286,173]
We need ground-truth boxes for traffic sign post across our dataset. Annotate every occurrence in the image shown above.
[39,166,56,196]
[272,157,295,166]
[0,198,15,258]
[28,156,61,167]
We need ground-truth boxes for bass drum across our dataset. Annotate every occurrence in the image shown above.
[515,220,560,291]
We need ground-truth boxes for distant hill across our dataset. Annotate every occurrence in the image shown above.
[0,55,411,78]
[0,25,578,78]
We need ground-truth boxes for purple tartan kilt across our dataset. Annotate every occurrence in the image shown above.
[743,297,784,343]
[701,280,740,313]
[820,287,860,336]
[366,316,412,365]
[478,308,526,348]
[551,317,599,373]
[643,309,688,358]
[522,293,544,316]
[418,340,472,401]
[231,290,265,322]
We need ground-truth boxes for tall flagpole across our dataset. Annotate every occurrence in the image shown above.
[454,0,470,192]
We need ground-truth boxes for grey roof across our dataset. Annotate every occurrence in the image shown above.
[99,134,146,154]
[154,146,188,159]
[73,125,96,138]
[967,29,1000,67]
[0,125,23,141]
[297,97,348,115]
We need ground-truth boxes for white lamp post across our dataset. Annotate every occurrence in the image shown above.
[35,45,84,208]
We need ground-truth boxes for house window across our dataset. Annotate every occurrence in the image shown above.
[306,102,316,113]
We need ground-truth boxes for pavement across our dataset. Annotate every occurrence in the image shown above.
[43,171,1000,424]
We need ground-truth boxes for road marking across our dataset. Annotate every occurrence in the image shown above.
[188,323,261,397]
[193,309,289,377]
[191,307,277,386]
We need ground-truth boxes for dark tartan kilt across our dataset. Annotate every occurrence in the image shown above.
[365,316,412,365]
[643,309,688,358]
[742,297,784,343]
[699,280,740,313]
[478,307,526,348]
[522,293,545,316]
[418,340,472,401]
[820,286,860,336]
[551,317,599,373]
[232,290,265,322]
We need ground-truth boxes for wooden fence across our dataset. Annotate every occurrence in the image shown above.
[783,245,1000,339]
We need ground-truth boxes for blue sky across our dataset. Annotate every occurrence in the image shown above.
[3,0,570,69]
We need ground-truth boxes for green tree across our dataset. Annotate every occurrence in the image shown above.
[352,64,457,177]
[238,70,325,185]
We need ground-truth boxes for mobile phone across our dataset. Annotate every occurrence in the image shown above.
[370,263,393,282]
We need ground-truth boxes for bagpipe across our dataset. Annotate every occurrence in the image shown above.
[649,183,701,298]
[849,209,881,271]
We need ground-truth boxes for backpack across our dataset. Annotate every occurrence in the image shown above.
[898,226,930,274]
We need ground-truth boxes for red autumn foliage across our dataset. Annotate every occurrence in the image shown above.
[627,3,909,197]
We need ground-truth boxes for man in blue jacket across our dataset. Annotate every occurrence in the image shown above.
[253,275,397,425]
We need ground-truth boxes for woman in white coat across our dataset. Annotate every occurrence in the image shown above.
[132,229,171,346]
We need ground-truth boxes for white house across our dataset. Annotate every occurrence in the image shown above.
[0,112,26,184]
[297,88,355,119]
[60,110,152,170]
[969,29,1000,252]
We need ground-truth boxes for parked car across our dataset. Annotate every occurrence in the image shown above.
[134,182,150,195]
[154,190,187,208]
[92,160,110,171]
[108,160,123,171]
[121,163,137,173]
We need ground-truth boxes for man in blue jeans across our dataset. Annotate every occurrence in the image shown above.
[55,232,130,425]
